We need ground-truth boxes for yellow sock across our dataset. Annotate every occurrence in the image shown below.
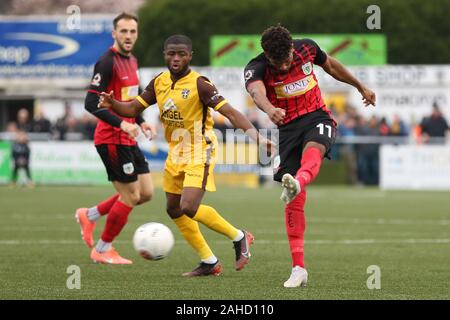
[173,214,214,260]
[192,205,239,240]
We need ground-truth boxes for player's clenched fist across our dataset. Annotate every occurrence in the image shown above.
[267,107,286,126]
[97,91,114,109]
[120,121,140,139]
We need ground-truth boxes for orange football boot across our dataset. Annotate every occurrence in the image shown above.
[234,230,254,271]
[75,208,96,248]
[90,247,133,265]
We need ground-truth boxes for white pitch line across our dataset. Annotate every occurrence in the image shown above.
[0,239,449,246]
[216,239,450,245]
[309,218,450,226]
[6,214,450,226]
[260,217,450,225]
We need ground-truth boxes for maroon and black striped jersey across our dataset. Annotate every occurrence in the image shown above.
[88,47,140,146]
[244,39,329,126]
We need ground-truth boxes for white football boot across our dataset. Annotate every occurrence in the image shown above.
[280,173,301,204]
[284,266,308,288]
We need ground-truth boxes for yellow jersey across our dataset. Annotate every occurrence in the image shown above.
[137,70,227,160]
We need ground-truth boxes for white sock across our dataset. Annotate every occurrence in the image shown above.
[201,255,218,264]
[96,239,112,253]
[233,230,244,242]
[87,206,101,221]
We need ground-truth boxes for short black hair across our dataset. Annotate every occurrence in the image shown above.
[113,12,138,29]
[164,35,192,51]
[261,24,293,62]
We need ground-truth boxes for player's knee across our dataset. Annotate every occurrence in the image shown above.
[304,142,326,155]
[124,191,141,207]
[139,190,153,204]
[180,201,199,218]
[166,206,182,219]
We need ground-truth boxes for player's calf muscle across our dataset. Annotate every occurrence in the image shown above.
[303,141,326,156]
[138,188,153,204]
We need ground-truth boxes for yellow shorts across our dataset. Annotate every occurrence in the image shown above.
[163,148,216,195]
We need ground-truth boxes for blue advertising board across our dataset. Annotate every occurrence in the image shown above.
[0,16,114,79]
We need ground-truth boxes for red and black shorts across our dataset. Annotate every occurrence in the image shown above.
[273,108,337,182]
[96,144,150,183]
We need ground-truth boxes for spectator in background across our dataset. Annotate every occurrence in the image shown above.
[66,115,79,134]
[77,114,97,140]
[337,113,358,185]
[420,103,449,144]
[17,108,31,132]
[379,117,390,136]
[11,130,33,187]
[6,121,17,133]
[355,115,380,185]
[390,114,409,137]
[54,102,74,140]
[3,122,18,141]
[31,108,52,134]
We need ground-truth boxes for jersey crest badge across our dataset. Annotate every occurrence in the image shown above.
[181,89,190,99]
[302,62,313,75]
[123,162,135,175]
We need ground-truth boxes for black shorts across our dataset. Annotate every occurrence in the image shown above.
[273,108,336,182]
[96,144,150,183]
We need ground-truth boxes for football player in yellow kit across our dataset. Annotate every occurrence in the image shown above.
[98,35,274,276]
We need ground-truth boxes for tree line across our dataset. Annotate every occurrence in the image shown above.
[134,0,450,66]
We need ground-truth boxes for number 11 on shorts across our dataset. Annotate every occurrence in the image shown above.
[316,123,332,138]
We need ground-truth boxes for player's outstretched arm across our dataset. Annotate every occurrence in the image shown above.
[218,103,275,155]
[246,81,285,125]
[98,90,146,117]
[321,55,376,107]
[85,91,124,128]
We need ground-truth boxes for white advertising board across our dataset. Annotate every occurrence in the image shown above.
[380,145,450,190]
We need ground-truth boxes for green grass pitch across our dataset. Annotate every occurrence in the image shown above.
[0,185,449,300]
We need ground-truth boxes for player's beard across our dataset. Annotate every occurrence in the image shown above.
[118,41,134,55]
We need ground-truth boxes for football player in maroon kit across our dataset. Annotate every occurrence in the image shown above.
[244,25,376,287]
[75,13,156,264]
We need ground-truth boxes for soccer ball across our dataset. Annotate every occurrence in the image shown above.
[133,222,175,260]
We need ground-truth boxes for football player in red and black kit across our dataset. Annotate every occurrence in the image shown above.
[75,13,156,264]
[245,25,376,287]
